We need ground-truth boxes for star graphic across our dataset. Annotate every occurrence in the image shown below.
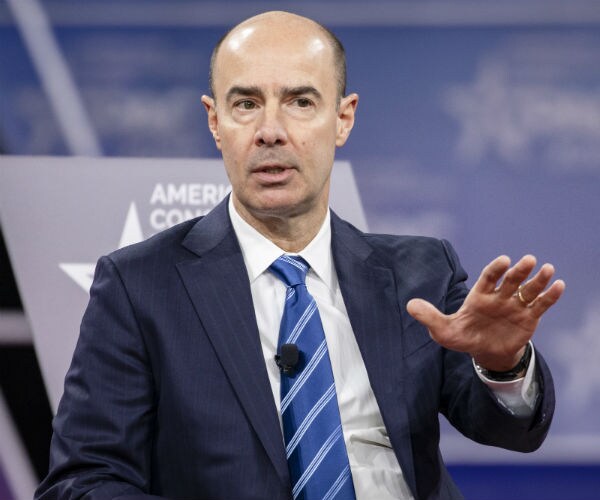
[443,62,531,164]
[59,202,144,293]
[444,60,600,169]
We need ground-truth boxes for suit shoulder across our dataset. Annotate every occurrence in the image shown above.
[332,216,461,272]
[364,232,444,253]
[340,216,450,255]
[367,233,460,269]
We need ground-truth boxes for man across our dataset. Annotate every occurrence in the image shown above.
[37,11,564,500]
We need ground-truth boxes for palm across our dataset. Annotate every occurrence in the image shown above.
[407,255,565,371]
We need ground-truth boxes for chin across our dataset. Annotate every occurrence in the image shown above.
[254,196,314,218]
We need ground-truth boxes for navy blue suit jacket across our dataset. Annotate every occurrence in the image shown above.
[37,198,555,500]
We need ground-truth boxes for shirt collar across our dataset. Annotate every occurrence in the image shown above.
[228,197,336,290]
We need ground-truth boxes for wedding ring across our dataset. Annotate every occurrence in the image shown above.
[516,285,532,305]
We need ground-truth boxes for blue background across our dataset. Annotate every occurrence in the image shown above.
[1,1,599,498]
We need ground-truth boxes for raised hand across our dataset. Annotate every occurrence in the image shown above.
[406,255,565,371]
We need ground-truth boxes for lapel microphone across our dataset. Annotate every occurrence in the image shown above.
[275,343,300,376]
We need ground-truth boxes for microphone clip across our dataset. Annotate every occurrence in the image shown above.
[275,343,300,376]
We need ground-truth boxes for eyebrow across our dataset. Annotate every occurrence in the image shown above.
[281,86,322,101]
[226,86,264,103]
[225,85,322,103]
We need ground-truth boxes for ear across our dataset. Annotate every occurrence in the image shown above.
[201,95,221,150]
[335,93,359,147]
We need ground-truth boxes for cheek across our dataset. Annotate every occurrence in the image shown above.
[220,144,244,183]
[299,126,334,154]
[219,132,245,165]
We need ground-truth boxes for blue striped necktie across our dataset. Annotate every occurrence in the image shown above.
[270,255,356,500]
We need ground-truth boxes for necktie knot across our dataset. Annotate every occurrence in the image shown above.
[270,255,309,287]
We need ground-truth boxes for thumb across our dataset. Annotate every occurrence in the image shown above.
[406,298,448,335]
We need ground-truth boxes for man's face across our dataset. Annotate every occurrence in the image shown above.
[202,16,357,225]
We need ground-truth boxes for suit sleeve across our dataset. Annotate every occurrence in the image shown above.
[437,239,555,452]
[35,256,160,499]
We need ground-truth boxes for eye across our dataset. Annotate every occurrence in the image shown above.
[234,99,257,111]
[293,97,313,108]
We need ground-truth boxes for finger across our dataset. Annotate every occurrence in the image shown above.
[496,254,537,299]
[517,263,556,304]
[530,279,566,317]
[471,255,511,294]
[406,298,449,339]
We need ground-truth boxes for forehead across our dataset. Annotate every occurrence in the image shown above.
[212,22,337,98]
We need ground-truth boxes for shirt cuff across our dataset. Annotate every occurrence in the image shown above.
[473,342,539,417]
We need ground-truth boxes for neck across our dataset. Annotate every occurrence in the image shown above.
[232,196,327,253]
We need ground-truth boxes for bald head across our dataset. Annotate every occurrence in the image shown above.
[208,11,346,101]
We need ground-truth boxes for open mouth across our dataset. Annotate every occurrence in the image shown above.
[260,166,286,174]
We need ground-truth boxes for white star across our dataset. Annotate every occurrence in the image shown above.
[58,263,97,294]
[59,202,144,293]
[443,62,529,164]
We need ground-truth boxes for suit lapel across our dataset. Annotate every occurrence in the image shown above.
[176,199,290,488]
[331,212,417,496]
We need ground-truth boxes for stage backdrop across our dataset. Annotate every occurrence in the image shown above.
[1,1,599,498]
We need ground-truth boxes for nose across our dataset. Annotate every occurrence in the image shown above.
[254,105,288,147]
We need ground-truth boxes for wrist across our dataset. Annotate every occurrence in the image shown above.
[474,343,533,382]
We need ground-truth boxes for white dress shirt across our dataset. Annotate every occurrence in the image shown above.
[228,198,537,499]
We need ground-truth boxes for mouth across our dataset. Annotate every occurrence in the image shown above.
[250,164,296,184]
[252,164,292,173]
[257,166,286,174]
